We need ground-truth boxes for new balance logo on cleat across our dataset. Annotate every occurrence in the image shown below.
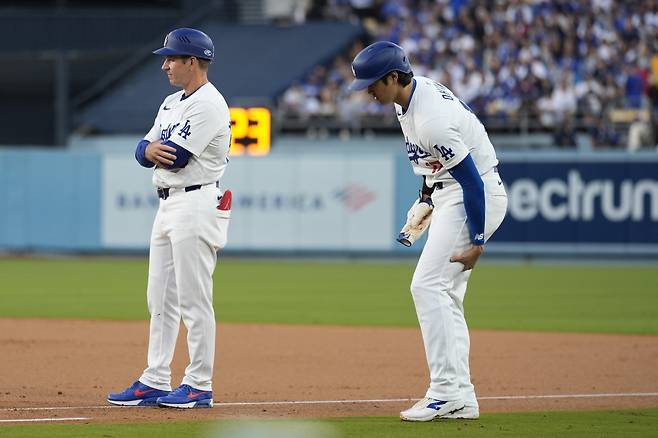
[427,400,450,410]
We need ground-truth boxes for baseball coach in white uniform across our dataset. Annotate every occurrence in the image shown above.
[107,27,232,409]
[349,41,508,421]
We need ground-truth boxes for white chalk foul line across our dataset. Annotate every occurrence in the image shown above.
[217,392,658,406]
[0,417,89,423]
[480,392,658,401]
[1,392,657,413]
[217,392,658,407]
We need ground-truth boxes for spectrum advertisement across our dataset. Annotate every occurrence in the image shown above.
[491,154,658,254]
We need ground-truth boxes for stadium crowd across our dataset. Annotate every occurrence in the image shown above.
[279,0,658,148]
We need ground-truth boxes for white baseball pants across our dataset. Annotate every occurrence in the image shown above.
[139,184,229,392]
[410,169,507,406]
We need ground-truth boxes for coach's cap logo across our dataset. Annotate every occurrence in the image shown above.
[204,49,213,57]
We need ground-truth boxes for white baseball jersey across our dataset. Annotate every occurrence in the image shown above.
[138,81,232,393]
[392,76,508,409]
[144,82,231,188]
[394,76,499,186]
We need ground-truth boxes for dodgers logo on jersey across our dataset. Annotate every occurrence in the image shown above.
[178,120,192,139]
[406,137,432,164]
[434,144,455,161]
[161,123,180,142]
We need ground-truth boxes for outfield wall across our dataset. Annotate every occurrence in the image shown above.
[1,145,656,255]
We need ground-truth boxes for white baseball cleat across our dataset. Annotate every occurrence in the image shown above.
[440,404,479,419]
[400,398,465,422]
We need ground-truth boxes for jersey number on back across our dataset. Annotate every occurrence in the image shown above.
[435,145,455,161]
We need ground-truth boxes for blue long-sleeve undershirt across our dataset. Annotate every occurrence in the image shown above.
[162,140,192,169]
[134,139,192,169]
[448,153,486,246]
[135,139,154,168]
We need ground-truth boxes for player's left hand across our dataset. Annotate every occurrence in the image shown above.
[145,141,177,166]
[450,245,484,271]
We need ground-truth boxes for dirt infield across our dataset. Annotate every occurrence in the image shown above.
[0,318,657,424]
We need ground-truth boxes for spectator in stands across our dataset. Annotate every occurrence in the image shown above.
[553,117,577,148]
[279,0,655,142]
[551,77,578,123]
[349,0,378,21]
[589,115,620,148]
[627,112,652,151]
[280,82,306,118]
[632,68,658,149]
[648,72,658,147]
[264,0,311,25]
[317,85,339,116]
[624,66,645,109]
[536,92,555,128]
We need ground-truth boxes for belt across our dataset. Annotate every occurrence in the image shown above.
[433,166,498,190]
[157,184,202,200]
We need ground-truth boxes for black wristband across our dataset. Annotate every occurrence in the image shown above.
[420,176,434,197]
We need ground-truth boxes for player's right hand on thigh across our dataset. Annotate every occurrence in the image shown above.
[450,245,484,271]
[145,141,177,166]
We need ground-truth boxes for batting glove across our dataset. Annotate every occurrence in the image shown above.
[396,197,434,247]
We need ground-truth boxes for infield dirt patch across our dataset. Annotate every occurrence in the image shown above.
[0,319,657,423]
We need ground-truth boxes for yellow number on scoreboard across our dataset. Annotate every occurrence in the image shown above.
[229,107,271,156]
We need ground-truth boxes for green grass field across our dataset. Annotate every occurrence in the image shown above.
[2,409,657,438]
[1,257,657,437]
[0,258,657,334]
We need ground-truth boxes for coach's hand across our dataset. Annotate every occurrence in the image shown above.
[450,245,484,271]
[145,141,177,166]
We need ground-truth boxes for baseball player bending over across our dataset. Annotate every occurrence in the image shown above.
[107,28,232,409]
[349,42,508,421]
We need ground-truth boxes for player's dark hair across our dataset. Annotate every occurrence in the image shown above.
[381,70,414,87]
[396,71,414,86]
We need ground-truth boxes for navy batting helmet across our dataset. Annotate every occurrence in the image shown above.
[153,28,214,61]
[348,41,412,91]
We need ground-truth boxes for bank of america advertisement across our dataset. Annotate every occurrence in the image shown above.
[102,154,395,251]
